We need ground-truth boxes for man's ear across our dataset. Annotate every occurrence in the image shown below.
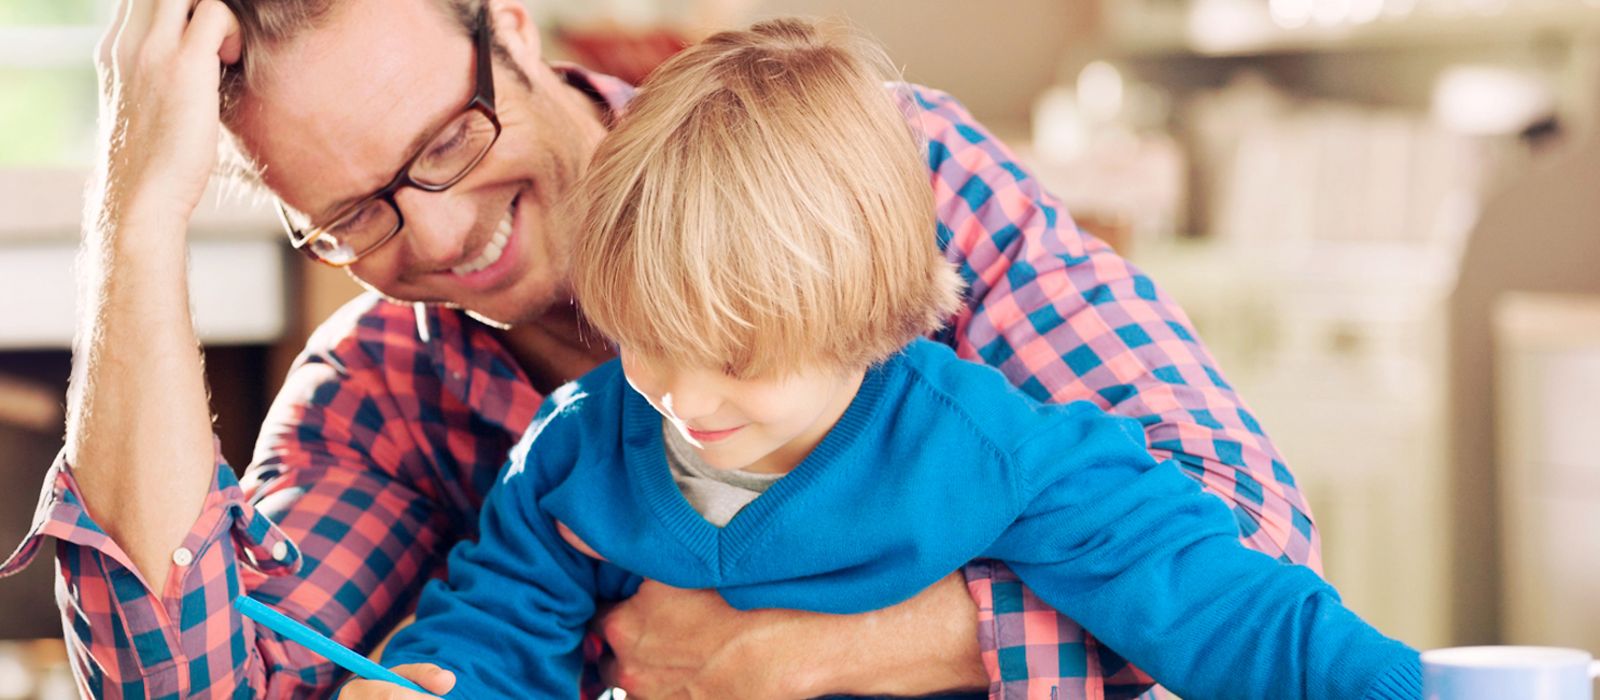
[488,0,542,65]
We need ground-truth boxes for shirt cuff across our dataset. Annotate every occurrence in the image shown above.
[963,559,1157,700]
[1,442,302,590]
[962,559,1013,700]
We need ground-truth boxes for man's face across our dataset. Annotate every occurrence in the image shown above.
[231,0,607,326]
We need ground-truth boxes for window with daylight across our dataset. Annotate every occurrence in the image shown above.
[0,0,107,168]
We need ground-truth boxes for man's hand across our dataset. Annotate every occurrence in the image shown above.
[93,0,241,226]
[595,575,989,699]
[596,581,812,700]
[340,664,455,699]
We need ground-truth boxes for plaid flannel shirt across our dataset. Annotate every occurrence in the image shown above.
[1,67,1319,699]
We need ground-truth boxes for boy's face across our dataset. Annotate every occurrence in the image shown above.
[620,350,866,474]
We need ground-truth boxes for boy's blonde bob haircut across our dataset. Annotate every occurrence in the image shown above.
[571,18,963,377]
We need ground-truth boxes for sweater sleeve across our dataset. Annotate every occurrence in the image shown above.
[380,388,602,699]
[982,406,1420,700]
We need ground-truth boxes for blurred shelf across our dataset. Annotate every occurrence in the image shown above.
[1106,2,1600,59]
[0,237,288,349]
[0,26,99,68]
[1494,291,1600,345]
[0,169,288,350]
[0,168,280,242]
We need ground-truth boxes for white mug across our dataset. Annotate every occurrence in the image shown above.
[1423,646,1600,700]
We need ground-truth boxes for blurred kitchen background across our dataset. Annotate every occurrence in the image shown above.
[3,0,1600,696]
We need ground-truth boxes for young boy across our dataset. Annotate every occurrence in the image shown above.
[379,18,1422,700]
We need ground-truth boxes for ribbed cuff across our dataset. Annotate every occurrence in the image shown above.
[1364,656,1423,699]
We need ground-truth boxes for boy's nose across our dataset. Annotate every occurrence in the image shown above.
[661,377,721,424]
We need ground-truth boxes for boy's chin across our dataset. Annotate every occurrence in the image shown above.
[697,449,755,473]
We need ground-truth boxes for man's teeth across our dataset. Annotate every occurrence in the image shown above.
[452,211,514,275]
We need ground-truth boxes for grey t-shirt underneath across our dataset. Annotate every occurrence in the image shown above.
[662,421,783,527]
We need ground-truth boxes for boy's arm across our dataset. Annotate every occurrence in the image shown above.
[381,406,600,699]
[911,83,1316,564]
[983,407,1420,700]
[903,83,1317,696]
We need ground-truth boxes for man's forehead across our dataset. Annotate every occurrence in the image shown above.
[233,0,472,216]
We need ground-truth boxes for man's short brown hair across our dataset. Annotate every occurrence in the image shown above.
[216,0,518,190]
[218,0,478,118]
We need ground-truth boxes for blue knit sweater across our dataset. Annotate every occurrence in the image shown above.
[382,339,1421,699]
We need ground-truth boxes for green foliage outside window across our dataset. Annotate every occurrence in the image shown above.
[0,0,105,26]
[0,0,110,167]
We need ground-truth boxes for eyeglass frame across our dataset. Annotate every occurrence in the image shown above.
[275,5,502,267]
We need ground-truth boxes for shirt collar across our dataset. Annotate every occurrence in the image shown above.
[551,63,637,130]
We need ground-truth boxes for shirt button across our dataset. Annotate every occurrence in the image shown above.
[271,541,290,562]
[171,547,194,567]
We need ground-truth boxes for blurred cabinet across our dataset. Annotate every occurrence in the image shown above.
[1040,0,1600,648]
[1494,293,1600,653]
[1134,239,1456,649]
[0,356,70,642]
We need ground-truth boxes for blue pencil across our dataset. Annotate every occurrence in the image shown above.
[235,595,435,696]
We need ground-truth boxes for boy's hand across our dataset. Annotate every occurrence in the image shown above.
[340,664,455,699]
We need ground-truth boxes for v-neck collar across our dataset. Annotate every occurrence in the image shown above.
[620,361,893,580]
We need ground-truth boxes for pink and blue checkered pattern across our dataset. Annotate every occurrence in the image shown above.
[0,68,1318,699]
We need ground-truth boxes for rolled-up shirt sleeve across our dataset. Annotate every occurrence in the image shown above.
[2,445,300,699]
[0,298,497,699]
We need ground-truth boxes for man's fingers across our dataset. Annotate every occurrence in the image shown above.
[602,653,696,695]
[97,0,132,68]
[596,604,639,653]
[111,0,168,62]
[151,0,199,41]
[181,0,241,64]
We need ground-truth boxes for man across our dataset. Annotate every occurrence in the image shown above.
[0,0,1319,697]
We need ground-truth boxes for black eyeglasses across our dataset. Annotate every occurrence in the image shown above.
[277,6,502,266]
